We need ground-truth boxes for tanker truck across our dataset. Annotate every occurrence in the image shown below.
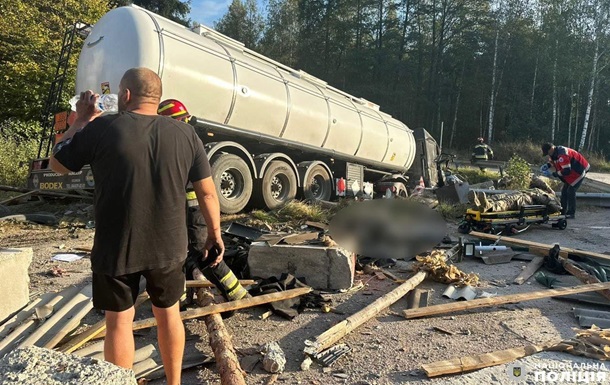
[27,5,439,214]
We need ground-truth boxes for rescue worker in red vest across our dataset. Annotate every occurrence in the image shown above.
[540,142,590,219]
[471,137,494,171]
[158,99,249,303]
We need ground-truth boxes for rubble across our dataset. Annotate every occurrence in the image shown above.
[0,346,137,384]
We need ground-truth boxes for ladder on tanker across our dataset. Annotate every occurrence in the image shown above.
[37,22,91,158]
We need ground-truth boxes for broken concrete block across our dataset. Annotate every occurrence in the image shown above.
[0,248,32,323]
[261,342,286,373]
[0,346,137,384]
[248,243,355,290]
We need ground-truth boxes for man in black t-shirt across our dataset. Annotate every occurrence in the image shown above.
[50,67,223,385]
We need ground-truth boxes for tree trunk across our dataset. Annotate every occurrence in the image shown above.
[449,61,465,149]
[487,30,499,143]
[530,56,538,118]
[198,289,247,385]
[551,39,558,141]
[567,86,574,148]
[579,37,599,151]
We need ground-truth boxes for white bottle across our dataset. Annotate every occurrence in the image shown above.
[69,94,119,113]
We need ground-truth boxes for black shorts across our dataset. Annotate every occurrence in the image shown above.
[92,260,186,312]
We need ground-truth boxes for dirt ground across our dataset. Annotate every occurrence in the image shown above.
[1,195,610,384]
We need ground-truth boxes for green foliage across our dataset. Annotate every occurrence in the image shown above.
[214,0,264,49]
[436,203,468,221]
[0,121,40,187]
[505,155,532,190]
[128,0,191,25]
[0,0,109,124]
[251,200,330,224]
[457,168,500,185]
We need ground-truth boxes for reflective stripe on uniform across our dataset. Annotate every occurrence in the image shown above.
[186,191,197,200]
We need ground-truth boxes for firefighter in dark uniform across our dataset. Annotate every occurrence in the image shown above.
[158,99,248,303]
[471,137,494,171]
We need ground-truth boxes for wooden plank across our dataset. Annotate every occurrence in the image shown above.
[94,287,312,337]
[0,191,36,205]
[403,282,610,319]
[513,256,544,285]
[59,291,149,353]
[186,280,256,288]
[304,271,427,355]
[469,231,610,262]
[422,340,559,377]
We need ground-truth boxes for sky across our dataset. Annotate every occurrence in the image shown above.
[189,0,266,27]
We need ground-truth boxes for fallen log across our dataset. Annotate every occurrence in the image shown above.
[469,231,610,263]
[513,256,544,285]
[422,340,559,377]
[403,281,610,319]
[95,287,312,337]
[304,271,427,356]
[199,289,246,385]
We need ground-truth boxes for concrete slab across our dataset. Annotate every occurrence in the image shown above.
[0,248,32,323]
[248,242,355,290]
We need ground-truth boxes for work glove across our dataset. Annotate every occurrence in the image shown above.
[540,164,552,177]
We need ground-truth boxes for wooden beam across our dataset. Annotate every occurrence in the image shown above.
[0,191,36,205]
[513,256,544,285]
[403,282,610,319]
[95,287,312,337]
[304,271,427,355]
[469,231,610,262]
[59,291,149,353]
[186,280,256,288]
[422,340,559,377]
[198,289,246,385]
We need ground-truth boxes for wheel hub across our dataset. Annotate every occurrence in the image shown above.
[220,171,236,198]
[270,176,283,199]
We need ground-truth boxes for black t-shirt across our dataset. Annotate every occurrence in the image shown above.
[54,112,211,276]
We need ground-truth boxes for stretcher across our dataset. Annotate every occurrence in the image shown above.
[458,205,567,235]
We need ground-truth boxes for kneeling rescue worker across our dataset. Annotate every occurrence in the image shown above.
[158,99,249,303]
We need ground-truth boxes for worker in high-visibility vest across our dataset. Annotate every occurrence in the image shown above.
[471,137,494,171]
[158,99,249,304]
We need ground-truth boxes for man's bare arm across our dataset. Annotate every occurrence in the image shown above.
[192,177,224,266]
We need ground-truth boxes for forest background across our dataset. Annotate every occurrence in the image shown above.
[1,0,609,186]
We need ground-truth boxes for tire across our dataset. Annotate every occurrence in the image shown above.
[258,160,297,210]
[557,219,567,230]
[303,164,332,201]
[210,154,253,214]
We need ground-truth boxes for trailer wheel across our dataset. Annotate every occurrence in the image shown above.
[303,164,332,201]
[557,219,567,230]
[211,154,253,214]
[259,160,297,210]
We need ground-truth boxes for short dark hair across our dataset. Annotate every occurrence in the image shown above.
[541,142,553,156]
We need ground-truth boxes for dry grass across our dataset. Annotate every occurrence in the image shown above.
[250,200,332,225]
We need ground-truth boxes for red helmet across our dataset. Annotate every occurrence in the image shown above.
[158,99,191,123]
